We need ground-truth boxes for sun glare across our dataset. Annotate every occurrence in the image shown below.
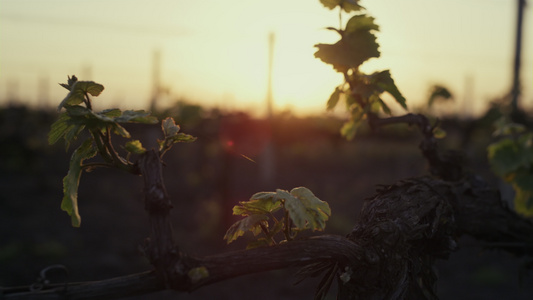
[0,0,531,118]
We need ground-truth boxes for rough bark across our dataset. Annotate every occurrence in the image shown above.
[137,149,184,289]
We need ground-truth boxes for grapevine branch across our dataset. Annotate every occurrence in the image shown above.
[5,160,533,299]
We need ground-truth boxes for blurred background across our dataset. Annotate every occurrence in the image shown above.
[1,0,533,299]
[1,0,531,116]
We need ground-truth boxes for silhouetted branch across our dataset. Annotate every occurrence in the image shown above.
[4,173,533,299]
[138,149,180,288]
[2,271,160,300]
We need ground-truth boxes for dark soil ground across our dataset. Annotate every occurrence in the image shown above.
[1,105,532,299]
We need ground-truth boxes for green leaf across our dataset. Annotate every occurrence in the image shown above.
[368,94,382,113]
[344,14,379,34]
[111,123,131,138]
[319,0,364,12]
[66,106,112,132]
[277,190,307,229]
[48,113,71,145]
[163,133,197,146]
[428,85,453,107]
[64,125,86,149]
[326,87,342,111]
[432,127,447,139]
[48,113,86,149]
[280,188,330,231]
[233,192,282,216]
[341,0,364,12]
[493,117,526,137]
[114,110,158,124]
[372,70,407,110]
[488,137,533,177]
[61,139,97,227]
[58,81,104,110]
[320,0,341,9]
[158,118,197,154]
[100,108,122,118]
[513,183,533,217]
[314,15,380,72]
[345,94,357,110]
[269,219,285,237]
[510,171,533,216]
[377,96,392,115]
[340,119,361,140]
[59,75,78,91]
[290,187,331,231]
[66,105,93,119]
[341,104,365,140]
[65,107,157,138]
[314,36,378,72]
[125,140,146,154]
[80,81,104,97]
[162,117,180,137]
[513,172,533,193]
[224,214,269,244]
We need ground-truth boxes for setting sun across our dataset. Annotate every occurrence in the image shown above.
[1,0,531,117]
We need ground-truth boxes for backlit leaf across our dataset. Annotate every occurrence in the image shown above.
[115,110,158,124]
[164,133,197,145]
[66,106,112,132]
[111,123,131,138]
[493,117,526,137]
[344,14,379,34]
[341,0,364,12]
[233,193,282,216]
[61,139,97,227]
[314,15,380,72]
[320,0,342,9]
[340,118,362,141]
[513,183,533,217]
[372,70,407,110]
[488,137,533,177]
[64,125,85,149]
[320,0,363,12]
[277,190,307,229]
[100,108,122,118]
[58,81,104,110]
[162,117,180,137]
[327,87,342,111]
[428,85,453,107]
[433,127,447,139]
[510,167,533,215]
[59,75,78,91]
[125,140,146,154]
[224,214,269,244]
[48,113,86,149]
[48,113,71,145]
[280,188,330,231]
[290,187,331,231]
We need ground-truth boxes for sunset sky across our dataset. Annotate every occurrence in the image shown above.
[1,0,531,117]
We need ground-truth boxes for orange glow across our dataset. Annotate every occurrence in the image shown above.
[0,1,531,117]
